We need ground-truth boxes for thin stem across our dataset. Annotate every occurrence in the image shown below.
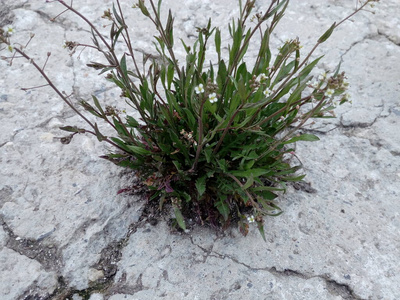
[336,0,372,27]
[217,0,281,114]
[248,1,370,127]
[225,173,260,210]
[56,0,153,128]
[255,96,326,162]
[249,95,312,130]
[42,52,51,70]
[148,0,182,78]
[115,0,144,82]
[15,48,96,130]
[213,103,244,154]
[189,99,206,172]
[21,84,50,91]
[82,130,132,154]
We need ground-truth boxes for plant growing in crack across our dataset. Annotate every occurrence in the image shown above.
[0,0,378,239]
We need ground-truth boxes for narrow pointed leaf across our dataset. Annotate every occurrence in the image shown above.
[283,134,320,144]
[195,176,207,197]
[318,22,336,43]
[173,206,186,230]
[215,200,230,221]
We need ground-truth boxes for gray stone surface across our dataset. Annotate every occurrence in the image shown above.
[1,0,399,299]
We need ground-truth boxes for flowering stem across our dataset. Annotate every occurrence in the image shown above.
[148,0,182,79]
[13,48,131,154]
[56,0,151,128]
[115,0,144,82]
[217,0,286,115]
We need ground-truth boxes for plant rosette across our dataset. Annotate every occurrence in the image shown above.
[0,0,378,240]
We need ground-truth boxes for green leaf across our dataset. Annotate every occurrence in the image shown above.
[204,147,213,163]
[215,28,221,59]
[120,54,128,78]
[283,134,320,144]
[217,60,227,90]
[274,60,295,83]
[173,206,186,230]
[229,169,272,178]
[298,56,323,80]
[195,176,207,197]
[112,26,125,49]
[318,22,336,43]
[113,117,127,136]
[242,175,254,190]
[112,3,124,25]
[253,190,277,200]
[333,61,342,77]
[172,160,182,172]
[166,10,174,47]
[126,145,151,156]
[92,95,105,116]
[59,126,85,133]
[215,199,230,221]
[138,0,150,17]
[257,221,266,242]
[182,108,196,129]
[217,159,228,172]
[167,63,174,89]
[264,0,288,20]
[79,100,102,118]
[294,49,300,72]
[90,28,100,48]
[110,137,133,153]
[126,116,140,128]
[94,123,107,141]
[280,174,306,182]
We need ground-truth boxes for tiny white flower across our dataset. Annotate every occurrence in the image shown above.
[4,25,14,36]
[187,133,193,139]
[341,93,351,103]
[209,92,217,103]
[310,81,319,89]
[325,88,335,97]
[263,88,272,97]
[247,215,255,223]
[195,84,204,94]
[257,73,267,82]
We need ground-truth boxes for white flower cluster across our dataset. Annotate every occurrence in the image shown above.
[195,84,218,104]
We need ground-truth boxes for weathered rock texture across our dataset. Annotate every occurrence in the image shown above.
[1,0,399,299]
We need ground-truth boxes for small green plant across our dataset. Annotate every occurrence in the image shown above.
[1,0,378,239]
